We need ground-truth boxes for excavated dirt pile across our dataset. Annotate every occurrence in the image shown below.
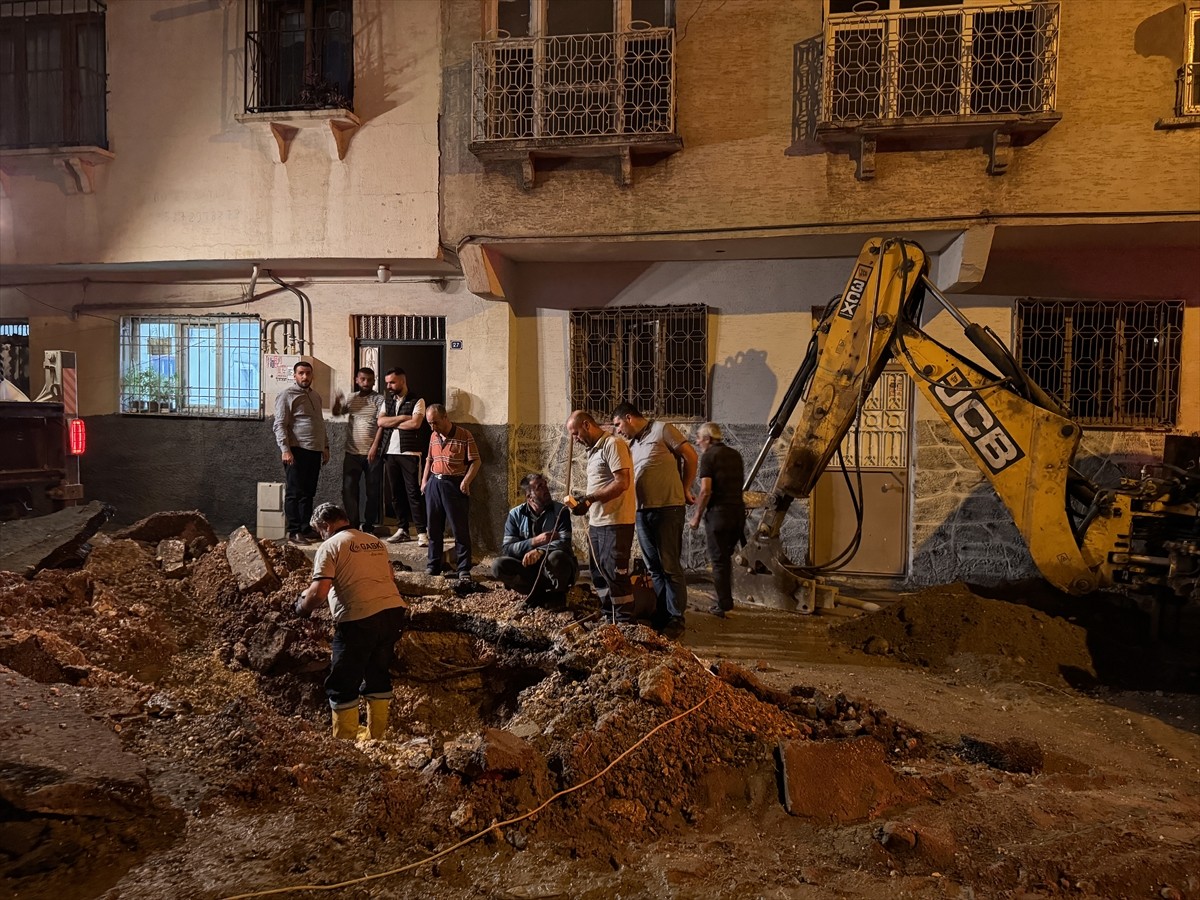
[830,582,1096,685]
[2,513,933,899]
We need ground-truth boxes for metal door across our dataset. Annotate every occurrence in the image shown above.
[809,365,911,576]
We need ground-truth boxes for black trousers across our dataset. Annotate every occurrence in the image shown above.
[342,452,383,531]
[284,446,323,534]
[425,475,471,576]
[588,523,635,623]
[325,606,406,709]
[704,507,745,611]
[491,549,578,599]
[385,454,427,533]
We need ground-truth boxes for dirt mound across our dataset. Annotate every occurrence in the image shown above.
[831,582,1095,686]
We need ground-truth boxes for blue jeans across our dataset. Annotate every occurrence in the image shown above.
[636,505,688,620]
[325,606,406,709]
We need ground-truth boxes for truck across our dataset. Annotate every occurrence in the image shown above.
[737,237,1200,615]
[0,351,85,520]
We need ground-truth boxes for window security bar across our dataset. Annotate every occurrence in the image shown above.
[119,315,263,419]
[471,28,675,143]
[822,1,1059,126]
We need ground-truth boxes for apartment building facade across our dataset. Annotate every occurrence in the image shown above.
[442,0,1200,583]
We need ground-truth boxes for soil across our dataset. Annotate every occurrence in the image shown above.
[1,515,1198,900]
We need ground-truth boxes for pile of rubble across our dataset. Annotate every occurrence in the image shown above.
[2,510,932,897]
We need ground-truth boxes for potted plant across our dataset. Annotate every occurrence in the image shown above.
[123,367,178,413]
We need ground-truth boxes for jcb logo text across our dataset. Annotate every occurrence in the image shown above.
[932,369,1025,475]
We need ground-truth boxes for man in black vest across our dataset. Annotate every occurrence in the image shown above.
[377,368,429,546]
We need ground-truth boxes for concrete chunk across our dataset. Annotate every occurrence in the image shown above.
[225,525,280,594]
[112,510,217,550]
[156,539,187,577]
[0,502,113,576]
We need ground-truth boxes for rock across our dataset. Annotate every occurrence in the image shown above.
[225,526,280,594]
[607,799,648,825]
[0,666,151,819]
[156,539,187,577]
[837,719,863,737]
[444,728,541,779]
[111,510,217,550]
[0,630,90,684]
[638,666,675,706]
[450,801,474,828]
[0,502,114,576]
[864,636,890,655]
[778,737,928,824]
[395,738,434,769]
[245,623,298,675]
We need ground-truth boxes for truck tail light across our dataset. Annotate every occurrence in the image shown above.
[69,418,86,455]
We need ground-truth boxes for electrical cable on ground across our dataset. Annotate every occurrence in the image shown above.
[222,687,719,900]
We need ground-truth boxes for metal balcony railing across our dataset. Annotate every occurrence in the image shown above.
[0,0,107,150]
[821,1,1059,127]
[1177,62,1200,116]
[471,29,676,145]
[244,21,353,114]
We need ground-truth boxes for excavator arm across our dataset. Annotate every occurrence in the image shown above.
[738,237,1200,613]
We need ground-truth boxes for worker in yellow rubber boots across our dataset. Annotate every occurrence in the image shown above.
[295,502,408,740]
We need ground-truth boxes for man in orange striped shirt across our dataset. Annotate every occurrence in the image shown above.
[420,404,481,582]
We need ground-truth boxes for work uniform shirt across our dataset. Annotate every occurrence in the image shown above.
[345,390,383,456]
[273,383,328,454]
[628,419,688,509]
[429,424,479,476]
[586,433,636,527]
[312,527,408,624]
[698,442,746,515]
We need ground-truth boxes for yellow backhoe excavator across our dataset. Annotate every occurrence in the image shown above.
[737,237,1200,614]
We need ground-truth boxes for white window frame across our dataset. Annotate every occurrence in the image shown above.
[119,315,263,419]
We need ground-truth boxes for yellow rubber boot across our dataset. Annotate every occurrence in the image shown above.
[331,707,359,740]
[365,699,391,741]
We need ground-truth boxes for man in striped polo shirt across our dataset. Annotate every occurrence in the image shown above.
[421,404,481,582]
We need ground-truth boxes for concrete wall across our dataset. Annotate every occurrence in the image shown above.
[0,0,443,265]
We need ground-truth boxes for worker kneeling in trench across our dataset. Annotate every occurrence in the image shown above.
[295,502,409,740]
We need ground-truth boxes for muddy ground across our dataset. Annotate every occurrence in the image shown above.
[1,514,1198,900]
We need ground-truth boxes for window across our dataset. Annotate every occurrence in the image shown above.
[0,0,106,150]
[0,320,30,395]
[475,0,676,143]
[821,1,1058,124]
[1181,4,1200,116]
[570,305,707,420]
[1015,299,1184,429]
[119,316,262,419]
[244,0,352,114]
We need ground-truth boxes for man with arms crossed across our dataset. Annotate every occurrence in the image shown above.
[377,368,429,546]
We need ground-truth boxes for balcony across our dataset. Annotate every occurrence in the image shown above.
[792,1,1061,179]
[1158,61,1200,128]
[470,28,681,188]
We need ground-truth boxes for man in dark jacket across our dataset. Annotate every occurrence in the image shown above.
[490,473,577,604]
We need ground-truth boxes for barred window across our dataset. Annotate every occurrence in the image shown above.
[570,305,707,420]
[1015,299,1183,429]
[120,315,262,419]
[0,0,107,150]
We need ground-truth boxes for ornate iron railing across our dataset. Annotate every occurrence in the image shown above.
[471,29,675,144]
[1178,62,1200,116]
[244,20,353,114]
[821,1,1059,126]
